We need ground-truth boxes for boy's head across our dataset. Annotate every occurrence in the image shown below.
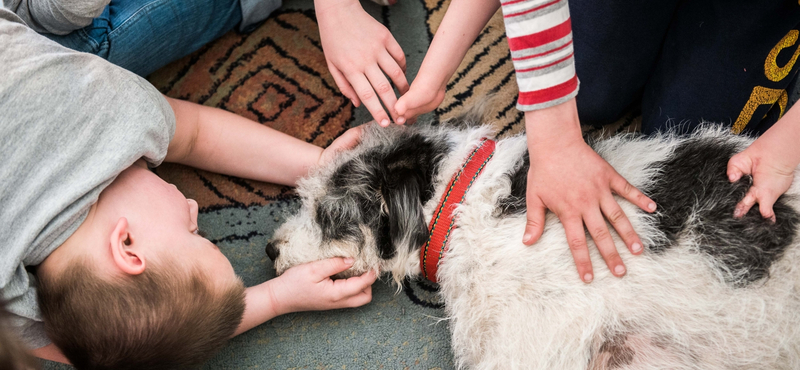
[36,163,246,370]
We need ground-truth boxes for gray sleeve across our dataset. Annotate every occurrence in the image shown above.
[5,0,109,34]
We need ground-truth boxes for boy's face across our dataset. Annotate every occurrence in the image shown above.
[100,164,237,288]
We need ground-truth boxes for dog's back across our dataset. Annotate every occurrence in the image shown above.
[438,127,800,369]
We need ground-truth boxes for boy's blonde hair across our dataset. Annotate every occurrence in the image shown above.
[36,258,246,370]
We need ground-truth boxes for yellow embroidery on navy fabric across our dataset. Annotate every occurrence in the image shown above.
[732,86,788,134]
[765,30,800,82]
[733,29,798,134]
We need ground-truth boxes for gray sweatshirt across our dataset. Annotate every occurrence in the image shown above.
[0,7,175,348]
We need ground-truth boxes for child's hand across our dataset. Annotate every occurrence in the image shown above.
[523,100,655,283]
[727,105,800,221]
[394,77,446,124]
[728,139,797,222]
[319,126,364,165]
[316,0,409,127]
[269,257,377,315]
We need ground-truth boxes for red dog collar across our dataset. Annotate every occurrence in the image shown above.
[420,138,496,282]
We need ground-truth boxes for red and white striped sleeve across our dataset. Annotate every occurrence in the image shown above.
[500,0,579,111]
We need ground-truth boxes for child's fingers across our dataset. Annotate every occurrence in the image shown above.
[727,152,752,183]
[378,52,409,95]
[333,269,377,298]
[562,217,594,283]
[522,196,546,245]
[395,96,409,118]
[757,193,778,222]
[320,126,364,165]
[734,188,758,218]
[348,73,392,126]
[336,126,364,150]
[611,175,656,213]
[601,195,644,255]
[308,257,355,280]
[344,286,373,308]
[395,88,443,123]
[584,210,626,278]
[328,63,359,107]
[365,65,400,122]
[384,36,406,73]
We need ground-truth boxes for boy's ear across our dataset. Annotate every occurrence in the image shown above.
[109,217,146,276]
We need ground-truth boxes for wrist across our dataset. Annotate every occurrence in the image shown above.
[524,99,583,147]
[412,66,448,93]
[757,110,800,167]
[265,278,290,317]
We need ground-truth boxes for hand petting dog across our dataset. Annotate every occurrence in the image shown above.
[522,100,657,283]
[316,0,408,127]
[269,258,377,315]
[728,103,800,222]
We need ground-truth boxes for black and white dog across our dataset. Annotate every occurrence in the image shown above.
[266,110,800,369]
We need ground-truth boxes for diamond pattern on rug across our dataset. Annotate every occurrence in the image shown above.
[148,10,353,211]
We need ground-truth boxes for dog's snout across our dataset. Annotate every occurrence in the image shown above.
[265,241,280,260]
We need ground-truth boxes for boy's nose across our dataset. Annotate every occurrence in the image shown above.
[265,241,280,260]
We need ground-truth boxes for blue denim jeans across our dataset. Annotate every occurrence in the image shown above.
[570,0,800,135]
[46,0,243,76]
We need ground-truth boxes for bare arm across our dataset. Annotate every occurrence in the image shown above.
[164,97,324,187]
[395,0,500,121]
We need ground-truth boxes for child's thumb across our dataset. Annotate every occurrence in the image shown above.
[395,96,409,116]
[727,152,752,182]
[311,257,354,279]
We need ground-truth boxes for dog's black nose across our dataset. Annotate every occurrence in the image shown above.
[265,241,280,261]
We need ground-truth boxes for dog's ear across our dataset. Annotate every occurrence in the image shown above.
[379,167,429,259]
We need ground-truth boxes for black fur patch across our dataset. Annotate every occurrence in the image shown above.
[315,130,449,259]
[598,332,635,369]
[646,136,798,286]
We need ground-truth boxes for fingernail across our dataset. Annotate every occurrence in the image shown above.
[344,257,354,265]
[380,119,389,127]
[397,117,406,124]
[631,242,642,253]
[614,265,626,275]
[648,202,657,211]
[734,208,742,218]
[523,234,532,244]
[729,174,737,182]
[583,273,593,283]
[350,99,356,106]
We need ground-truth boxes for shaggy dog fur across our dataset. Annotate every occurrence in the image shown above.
[267,111,800,369]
